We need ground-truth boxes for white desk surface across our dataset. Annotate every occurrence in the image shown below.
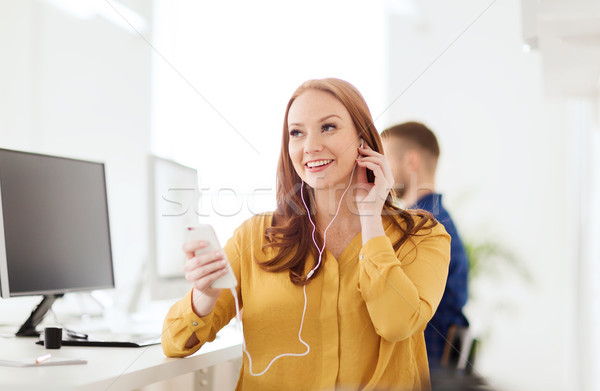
[0,331,242,391]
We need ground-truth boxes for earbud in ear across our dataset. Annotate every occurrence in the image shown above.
[360,138,364,148]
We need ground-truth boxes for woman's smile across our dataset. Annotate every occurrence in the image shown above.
[305,159,334,172]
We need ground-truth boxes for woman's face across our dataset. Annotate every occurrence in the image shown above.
[287,89,361,190]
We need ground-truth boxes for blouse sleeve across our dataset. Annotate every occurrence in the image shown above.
[161,222,246,358]
[357,222,451,342]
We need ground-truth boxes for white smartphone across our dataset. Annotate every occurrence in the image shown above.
[185,224,237,289]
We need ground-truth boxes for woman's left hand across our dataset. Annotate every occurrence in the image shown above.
[355,143,394,218]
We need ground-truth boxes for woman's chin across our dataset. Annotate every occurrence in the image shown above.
[303,177,350,192]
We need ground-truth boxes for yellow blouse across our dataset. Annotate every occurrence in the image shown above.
[162,213,450,390]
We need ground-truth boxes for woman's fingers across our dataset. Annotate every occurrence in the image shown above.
[184,257,226,281]
[183,249,229,293]
[356,156,385,166]
[184,250,224,272]
[357,144,379,156]
[357,157,393,185]
[190,266,230,293]
[183,240,209,260]
[355,157,394,209]
[358,148,392,175]
[356,160,385,184]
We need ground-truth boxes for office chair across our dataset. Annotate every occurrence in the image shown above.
[433,326,493,391]
[440,325,472,370]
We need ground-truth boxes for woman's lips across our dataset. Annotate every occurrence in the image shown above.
[305,159,333,172]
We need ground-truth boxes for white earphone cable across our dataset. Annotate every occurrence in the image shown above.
[231,157,358,376]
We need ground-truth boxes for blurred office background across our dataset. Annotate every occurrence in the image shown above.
[0,0,599,390]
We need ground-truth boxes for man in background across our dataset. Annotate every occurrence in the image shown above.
[381,122,469,369]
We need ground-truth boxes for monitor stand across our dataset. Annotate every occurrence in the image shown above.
[15,294,63,337]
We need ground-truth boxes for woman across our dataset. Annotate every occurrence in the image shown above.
[162,78,450,390]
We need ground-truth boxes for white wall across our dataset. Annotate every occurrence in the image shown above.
[385,0,574,389]
[151,0,388,242]
[0,0,153,316]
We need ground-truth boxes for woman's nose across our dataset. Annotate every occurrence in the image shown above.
[304,132,323,153]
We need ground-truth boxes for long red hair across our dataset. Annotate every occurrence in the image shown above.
[260,78,436,285]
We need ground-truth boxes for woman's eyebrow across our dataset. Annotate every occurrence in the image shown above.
[319,114,342,122]
[289,114,342,128]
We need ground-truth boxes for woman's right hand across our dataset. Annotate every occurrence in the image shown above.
[182,240,230,317]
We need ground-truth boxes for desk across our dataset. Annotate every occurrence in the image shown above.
[0,330,242,391]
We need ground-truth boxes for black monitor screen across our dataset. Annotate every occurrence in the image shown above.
[0,148,114,297]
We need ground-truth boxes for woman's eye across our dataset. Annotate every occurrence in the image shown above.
[322,123,336,132]
[289,129,302,137]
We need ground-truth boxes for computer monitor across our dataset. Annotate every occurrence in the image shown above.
[0,148,114,337]
[147,155,199,301]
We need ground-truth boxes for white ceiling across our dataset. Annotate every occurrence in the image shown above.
[524,0,600,95]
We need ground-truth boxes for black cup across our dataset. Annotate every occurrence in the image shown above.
[44,327,62,349]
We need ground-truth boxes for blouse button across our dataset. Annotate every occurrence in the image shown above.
[192,321,198,326]
[359,254,364,260]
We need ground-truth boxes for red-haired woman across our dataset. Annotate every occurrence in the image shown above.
[162,78,450,390]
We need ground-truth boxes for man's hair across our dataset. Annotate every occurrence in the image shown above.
[381,121,440,159]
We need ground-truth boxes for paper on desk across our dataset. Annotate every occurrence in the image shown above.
[0,357,87,367]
